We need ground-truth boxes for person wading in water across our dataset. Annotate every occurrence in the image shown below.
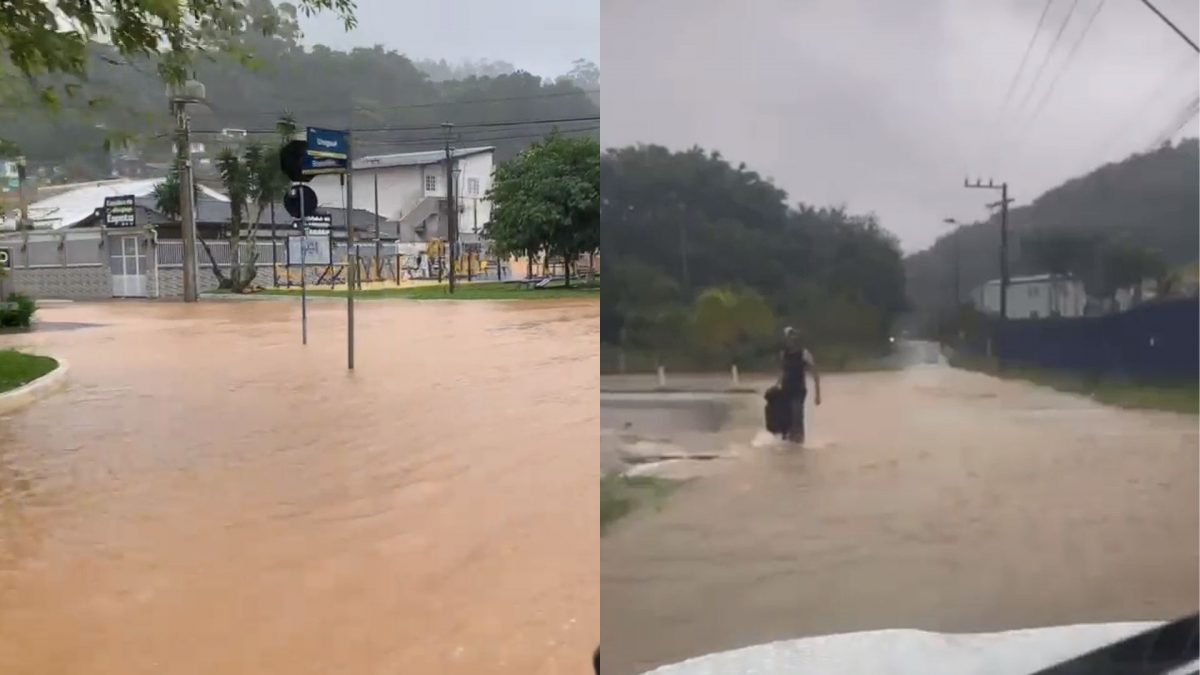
[779,326,821,444]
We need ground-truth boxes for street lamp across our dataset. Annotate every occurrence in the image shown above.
[942,217,962,308]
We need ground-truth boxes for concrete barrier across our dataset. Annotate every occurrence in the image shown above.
[0,356,69,415]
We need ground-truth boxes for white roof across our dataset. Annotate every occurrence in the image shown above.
[353,146,494,171]
[18,178,227,231]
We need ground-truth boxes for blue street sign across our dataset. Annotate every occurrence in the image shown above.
[302,154,347,175]
[306,126,349,160]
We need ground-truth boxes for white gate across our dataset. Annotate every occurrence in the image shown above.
[110,234,148,297]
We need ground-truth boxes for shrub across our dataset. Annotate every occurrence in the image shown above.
[0,294,36,328]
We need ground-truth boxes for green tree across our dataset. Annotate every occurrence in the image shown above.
[601,144,907,367]
[1100,243,1167,305]
[486,131,599,287]
[692,287,776,367]
[152,166,199,222]
[1025,229,1095,315]
[0,0,356,152]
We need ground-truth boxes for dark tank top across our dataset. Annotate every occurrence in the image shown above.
[780,347,807,395]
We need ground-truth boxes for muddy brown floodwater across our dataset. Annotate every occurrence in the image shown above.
[0,298,598,675]
[601,361,1199,675]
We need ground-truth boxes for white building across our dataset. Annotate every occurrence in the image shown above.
[970,273,1087,319]
[310,146,494,244]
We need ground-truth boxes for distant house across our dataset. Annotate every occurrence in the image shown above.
[970,274,1087,319]
[309,146,494,244]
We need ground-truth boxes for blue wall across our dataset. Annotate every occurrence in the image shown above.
[990,299,1199,381]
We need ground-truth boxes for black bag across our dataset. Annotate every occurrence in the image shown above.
[764,385,791,436]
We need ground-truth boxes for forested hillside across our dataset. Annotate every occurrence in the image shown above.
[0,0,598,181]
[602,145,908,372]
[906,138,1199,318]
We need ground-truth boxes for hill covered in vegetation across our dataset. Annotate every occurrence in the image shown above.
[0,0,598,182]
[905,138,1199,321]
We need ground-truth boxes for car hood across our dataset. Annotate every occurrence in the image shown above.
[641,622,1192,675]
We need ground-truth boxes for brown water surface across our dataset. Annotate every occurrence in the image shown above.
[601,362,1198,675]
[0,298,598,675]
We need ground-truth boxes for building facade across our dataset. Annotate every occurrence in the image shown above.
[309,146,494,244]
[970,274,1088,319]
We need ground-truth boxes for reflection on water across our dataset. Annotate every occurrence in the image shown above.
[0,299,598,675]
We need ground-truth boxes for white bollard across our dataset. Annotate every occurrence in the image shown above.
[731,364,740,386]
[657,365,666,388]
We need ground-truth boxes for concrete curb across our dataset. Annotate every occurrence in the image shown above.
[0,356,69,415]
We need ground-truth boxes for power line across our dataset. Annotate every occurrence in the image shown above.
[353,125,600,151]
[190,114,600,136]
[1019,0,1107,138]
[1001,0,1057,113]
[1137,0,1200,52]
[1146,96,1200,149]
[1014,0,1082,115]
[1096,53,1197,158]
[358,122,600,144]
[216,88,601,118]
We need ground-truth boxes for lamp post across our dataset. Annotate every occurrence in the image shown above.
[942,218,962,308]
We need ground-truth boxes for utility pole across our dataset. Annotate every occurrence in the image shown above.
[174,100,199,302]
[963,178,1011,320]
[346,135,356,370]
[373,172,381,279]
[270,201,278,287]
[15,156,28,231]
[442,123,457,294]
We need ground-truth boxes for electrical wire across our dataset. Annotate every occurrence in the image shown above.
[1018,0,1107,139]
[191,114,599,136]
[1000,0,1057,113]
[1013,0,1082,115]
[1137,0,1200,52]
[217,88,600,118]
[1096,53,1198,158]
[353,125,600,151]
[1145,96,1200,150]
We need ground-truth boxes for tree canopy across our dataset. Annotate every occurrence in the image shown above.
[602,144,908,371]
[485,132,599,286]
[0,1,598,180]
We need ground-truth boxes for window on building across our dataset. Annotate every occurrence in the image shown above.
[467,177,480,196]
[425,174,437,192]
[1028,286,1039,298]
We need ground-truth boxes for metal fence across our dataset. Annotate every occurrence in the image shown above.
[0,230,106,268]
[978,298,1200,381]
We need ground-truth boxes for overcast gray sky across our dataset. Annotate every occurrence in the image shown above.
[602,0,1199,253]
[300,0,599,80]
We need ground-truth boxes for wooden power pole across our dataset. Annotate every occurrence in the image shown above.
[964,178,1011,320]
[442,123,457,294]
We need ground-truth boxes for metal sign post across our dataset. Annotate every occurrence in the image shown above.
[345,137,356,371]
[300,191,308,345]
[306,126,354,370]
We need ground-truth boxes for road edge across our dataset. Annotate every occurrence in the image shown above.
[0,356,69,415]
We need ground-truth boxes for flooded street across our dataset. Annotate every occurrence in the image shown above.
[601,360,1198,675]
[0,299,598,675]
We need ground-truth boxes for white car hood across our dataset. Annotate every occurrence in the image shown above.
[642,622,1193,675]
